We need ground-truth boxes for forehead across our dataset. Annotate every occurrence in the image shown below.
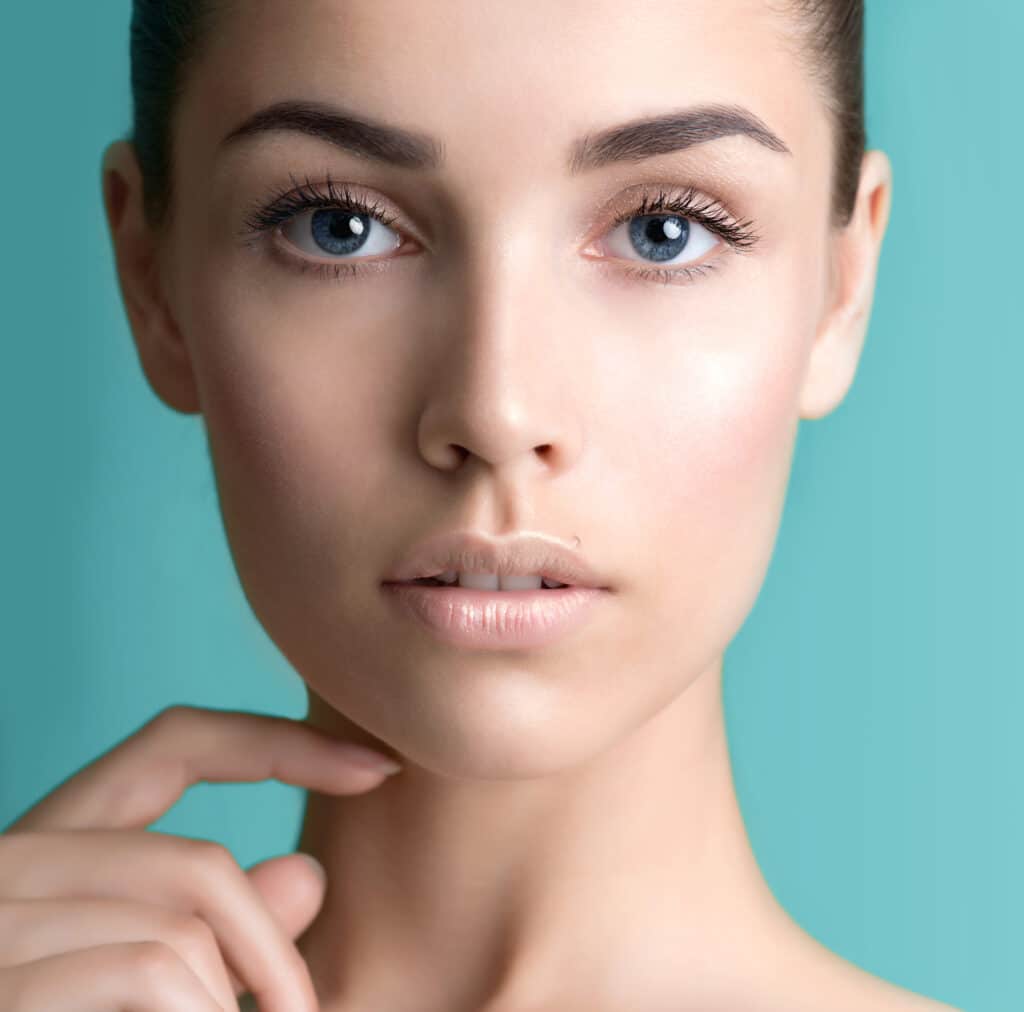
[181,0,823,192]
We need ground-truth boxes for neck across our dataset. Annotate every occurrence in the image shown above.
[295,656,797,1010]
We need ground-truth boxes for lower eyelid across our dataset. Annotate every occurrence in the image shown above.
[261,213,733,286]
[270,224,416,269]
[598,257,722,288]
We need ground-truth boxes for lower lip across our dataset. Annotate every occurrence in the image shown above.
[380,582,608,650]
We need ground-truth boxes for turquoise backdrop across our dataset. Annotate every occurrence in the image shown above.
[1,5,1018,1010]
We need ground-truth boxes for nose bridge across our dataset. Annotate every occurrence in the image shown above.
[419,189,583,473]
[462,223,552,388]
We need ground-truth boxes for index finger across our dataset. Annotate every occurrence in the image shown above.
[5,704,403,834]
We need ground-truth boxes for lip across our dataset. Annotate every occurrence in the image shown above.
[381,529,612,590]
[380,582,608,650]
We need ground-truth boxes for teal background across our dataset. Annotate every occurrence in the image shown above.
[1,4,1018,1009]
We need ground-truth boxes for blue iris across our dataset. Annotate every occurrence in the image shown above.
[628,215,690,263]
[310,209,372,256]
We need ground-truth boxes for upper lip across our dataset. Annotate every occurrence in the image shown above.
[382,530,612,590]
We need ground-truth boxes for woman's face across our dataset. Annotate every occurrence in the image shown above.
[156,0,837,771]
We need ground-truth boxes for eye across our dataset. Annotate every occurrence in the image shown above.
[237,173,414,281]
[239,174,761,286]
[584,186,761,286]
[280,206,403,261]
[600,213,720,270]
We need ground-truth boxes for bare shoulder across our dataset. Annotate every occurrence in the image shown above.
[731,970,961,1012]
[753,924,963,1012]
[807,952,962,1012]
[851,978,962,1011]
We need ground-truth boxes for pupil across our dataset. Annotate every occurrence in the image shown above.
[311,209,370,255]
[629,214,689,262]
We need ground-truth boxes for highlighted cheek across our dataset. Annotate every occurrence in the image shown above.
[642,356,800,626]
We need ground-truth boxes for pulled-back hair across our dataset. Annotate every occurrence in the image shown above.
[127,0,866,232]
[784,0,867,228]
[128,0,222,229]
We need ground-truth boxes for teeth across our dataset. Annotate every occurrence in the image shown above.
[498,573,544,591]
[461,572,539,591]
[428,571,569,590]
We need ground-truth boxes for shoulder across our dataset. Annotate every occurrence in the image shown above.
[746,971,962,1012]
[739,923,963,1012]
[795,955,962,1012]
[853,985,962,1011]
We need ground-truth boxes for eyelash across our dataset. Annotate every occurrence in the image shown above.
[238,170,761,287]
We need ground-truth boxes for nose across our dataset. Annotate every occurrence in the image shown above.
[414,256,585,483]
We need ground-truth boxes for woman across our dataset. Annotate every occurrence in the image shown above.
[0,0,958,1009]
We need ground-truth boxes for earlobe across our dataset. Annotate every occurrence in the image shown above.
[798,149,894,421]
[100,139,202,416]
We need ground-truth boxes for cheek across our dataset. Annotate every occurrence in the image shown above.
[606,208,829,662]
[628,313,807,661]
[184,285,401,627]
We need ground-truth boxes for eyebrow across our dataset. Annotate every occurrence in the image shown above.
[219,99,792,173]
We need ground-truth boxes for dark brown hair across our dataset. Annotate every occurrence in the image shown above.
[784,0,867,228]
[127,0,866,232]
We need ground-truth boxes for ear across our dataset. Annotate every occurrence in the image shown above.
[798,149,893,420]
[100,139,202,415]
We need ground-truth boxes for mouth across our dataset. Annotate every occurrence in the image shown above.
[390,575,574,591]
[381,530,611,591]
[379,579,608,650]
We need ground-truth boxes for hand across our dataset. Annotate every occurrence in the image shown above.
[0,704,403,1011]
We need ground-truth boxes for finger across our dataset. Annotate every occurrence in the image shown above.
[0,897,240,1012]
[0,942,224,1011]
[242,854,327,958]
[215,853,328,998]
[3,704,402,834]
[0,831,324,1012]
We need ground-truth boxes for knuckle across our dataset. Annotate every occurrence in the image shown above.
[150,703,196,733]
[187,836,233,866]
[163,910,219,960]
[183,838,238,884]
[128,939,186,983]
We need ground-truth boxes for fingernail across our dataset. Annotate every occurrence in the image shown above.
[334,743,403,775]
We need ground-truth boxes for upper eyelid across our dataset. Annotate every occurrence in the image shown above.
[249,176,758,271]
[239,176,400,238]
[248,175,746,230]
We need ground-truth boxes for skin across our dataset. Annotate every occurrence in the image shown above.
[99,0,955,1008]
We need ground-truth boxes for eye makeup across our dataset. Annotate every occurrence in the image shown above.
[235,170,763,288]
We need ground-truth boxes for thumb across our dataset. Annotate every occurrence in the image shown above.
[227,852,328,998]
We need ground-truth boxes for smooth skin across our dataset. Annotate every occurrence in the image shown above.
[0,705,404,1010]
[76,0,955,1009]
